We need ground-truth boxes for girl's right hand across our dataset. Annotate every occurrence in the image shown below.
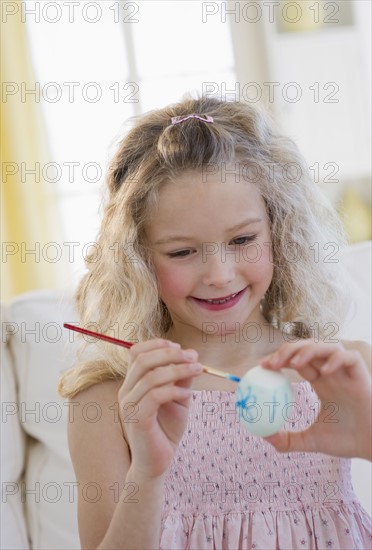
[117,339,203,479]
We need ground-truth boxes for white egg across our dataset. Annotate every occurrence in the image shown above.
[236,366,293,437]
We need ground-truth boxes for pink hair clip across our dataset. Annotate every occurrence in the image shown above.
[171,113,214,125]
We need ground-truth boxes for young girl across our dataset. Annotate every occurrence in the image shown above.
[58,96,371,549]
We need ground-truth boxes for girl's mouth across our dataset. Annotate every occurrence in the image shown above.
[190,287,248,310]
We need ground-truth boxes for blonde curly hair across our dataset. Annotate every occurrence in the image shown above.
[58,94,351,399]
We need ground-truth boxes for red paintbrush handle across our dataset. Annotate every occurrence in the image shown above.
[63,323,240,383]
[63,323,134,349]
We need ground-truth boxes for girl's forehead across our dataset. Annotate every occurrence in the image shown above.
[146,173,268,235]
[156,170,265,208]
[168,168,260,186]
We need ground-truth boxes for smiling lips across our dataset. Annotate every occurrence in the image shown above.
[192,287,247,306]
[195,291,241,305]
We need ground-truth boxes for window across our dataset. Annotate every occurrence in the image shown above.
[25,0,236,282]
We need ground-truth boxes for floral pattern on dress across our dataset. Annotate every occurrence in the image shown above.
[159,382,372,550]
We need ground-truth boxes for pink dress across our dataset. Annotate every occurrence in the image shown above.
[160,381,372,549]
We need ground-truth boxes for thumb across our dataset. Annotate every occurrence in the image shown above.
[264,429,318,454]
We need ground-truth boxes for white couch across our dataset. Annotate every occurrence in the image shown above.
[1,242,371,550]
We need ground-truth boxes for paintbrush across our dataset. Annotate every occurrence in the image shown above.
[63,323,241,383]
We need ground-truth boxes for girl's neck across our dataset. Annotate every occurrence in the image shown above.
[166,322,305,390]
[166,316,281,375]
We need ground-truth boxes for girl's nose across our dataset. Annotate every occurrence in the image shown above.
[201,250,236,288]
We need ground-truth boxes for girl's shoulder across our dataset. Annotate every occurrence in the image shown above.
[68,378,126,440]
[71,377,123,405]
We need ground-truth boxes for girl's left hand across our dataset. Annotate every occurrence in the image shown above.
[260,340,372,460]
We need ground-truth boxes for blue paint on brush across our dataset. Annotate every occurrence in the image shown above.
[227,374,241,383]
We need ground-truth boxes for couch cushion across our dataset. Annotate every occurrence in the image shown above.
[8,288,80,549]
[338,240,371,344]
[1,304,30,549]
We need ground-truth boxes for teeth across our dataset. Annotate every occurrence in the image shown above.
[205,292,238,305]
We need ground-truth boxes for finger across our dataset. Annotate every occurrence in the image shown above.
[264,428,319,454]
[261,341,344,371]
[320,349,365,375]
[260,339,315,369]
[125,347,198,390]
[261,349,320,383]
[289,343,346,373]
[125,362,202,405]
[261,342,346,385]
[130,384,194,426]
[285,354,323,384]
[128,338,180,363]
[281,348,364,385]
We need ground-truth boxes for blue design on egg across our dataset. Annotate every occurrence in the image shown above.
[270,392,277,423]
[236,384,258,422]
[235,366,293,437]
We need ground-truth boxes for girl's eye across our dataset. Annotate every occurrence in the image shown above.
[167,249,193,258]
[231,235,256,246]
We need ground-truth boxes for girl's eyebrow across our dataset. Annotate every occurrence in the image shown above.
[228,218,262,231]
[154,218,262,245]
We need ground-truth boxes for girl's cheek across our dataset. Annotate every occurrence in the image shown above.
[259,238,274,269]
[244,242,273,279]
[155,262,190,298]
